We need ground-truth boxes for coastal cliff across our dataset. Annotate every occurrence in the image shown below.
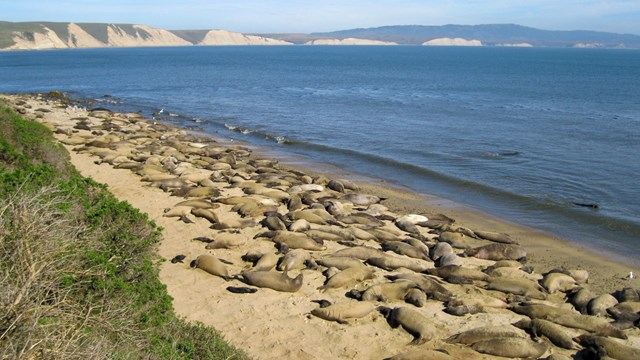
[0,22,292,50]
[304,38,397,45]
[422,37,483,46]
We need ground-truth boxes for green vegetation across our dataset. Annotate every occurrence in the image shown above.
[0,100,247,359]
[77,23,110,44]
[0,21,45,49]
[169,30,210,45]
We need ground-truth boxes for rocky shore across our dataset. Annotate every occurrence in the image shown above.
[4,92,640,359]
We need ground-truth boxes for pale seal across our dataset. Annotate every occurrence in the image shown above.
[241,270,303,293]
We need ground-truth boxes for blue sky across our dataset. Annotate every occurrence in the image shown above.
[5,1,640,35]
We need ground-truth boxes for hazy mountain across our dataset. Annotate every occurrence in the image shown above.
[311,24,640,47]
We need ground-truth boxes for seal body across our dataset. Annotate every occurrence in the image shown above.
[576,334,640,360]
[446,325,527,345]
[193,254,229,279]
[241,270,303,292]
[464,243,527,261]
[318,266,375,291]
[386,307,435,345]
[311,301,376,324]
[471,337,548,358]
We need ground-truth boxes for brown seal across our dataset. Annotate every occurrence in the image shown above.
[471,337,548,358]
[381,306,436,345]
[514,318,578,350]
[446,325,528,345]
[576,334,640,360]
[191,254,229,280]
[241,270,303,293]
[318,266,375,292]
[360,280,419,302]
[311,301,376,324]
[465,243,527,261]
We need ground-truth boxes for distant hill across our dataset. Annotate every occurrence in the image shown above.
[309,24,640,48]
[2,21,640,50]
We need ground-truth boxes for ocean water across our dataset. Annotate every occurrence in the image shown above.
[1,46,639,261]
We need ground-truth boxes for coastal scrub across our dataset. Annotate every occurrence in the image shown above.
[0,101,247,359]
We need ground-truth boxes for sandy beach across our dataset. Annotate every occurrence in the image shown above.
[5,92,640,359]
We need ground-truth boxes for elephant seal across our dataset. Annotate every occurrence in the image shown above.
[615,287,640,303]
[447,294,508,310]
[426,265,489,282]
[360,281,419,302]
[430,242,453,261]
[439,231,473,249]
[444,304,482,316]
[260,231,326,251]
[465,243,527,261]
[511,303,627,339]
[252,252,280,271]
[381,241,429,261]
[327,179,345,192]
[540,272,578,293]
[474,230,518,244]
[205,232,247,249]
[191,208,219,224]
[261,214,287,231]
[576,334,640,360]
[487,278,546,300]
[514,318,578,350]
[277,249,311,272]
[316,256,364,270]
[241,270,303,292]
[365,255,432,273]
[191,254,229,280]
[471,337,548,358]
[587,293,618,317]
[435,253,463,267]
[318,266,375,292]
[445,325,528,345]
[340,193,381,206]
[404,288,427,307]
[380,306,436,345]
[175,198,218,209]
[311,301,376,324]
[288,218,310,232]
[568,287,595,314]
[332,246,385,260]
[387,273,453,302]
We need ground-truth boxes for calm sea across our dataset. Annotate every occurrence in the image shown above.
[1,46,639,261]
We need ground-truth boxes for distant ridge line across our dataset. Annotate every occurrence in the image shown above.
[1,21,639,50]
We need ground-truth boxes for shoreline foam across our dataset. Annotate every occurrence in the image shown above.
[5,92,639,359]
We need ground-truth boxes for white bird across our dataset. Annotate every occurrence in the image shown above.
[626,271,635,280]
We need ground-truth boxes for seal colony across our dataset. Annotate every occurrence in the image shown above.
[6,93,640,359]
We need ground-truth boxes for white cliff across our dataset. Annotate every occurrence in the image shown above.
[305,38,397,45]
[8,26,68,50]
[422,38,483,46]
[198,30,292,45]
[106,24,191,47]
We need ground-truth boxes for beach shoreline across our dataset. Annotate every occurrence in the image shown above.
[4,92,639,359]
